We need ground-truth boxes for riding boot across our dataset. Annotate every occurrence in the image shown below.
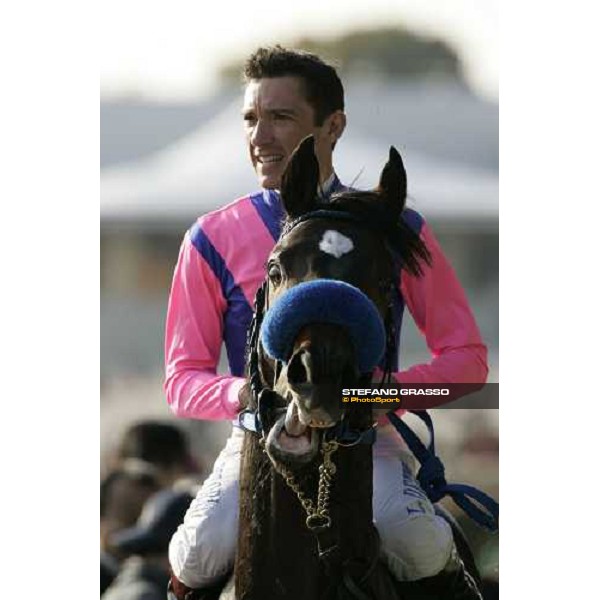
[399,547,483,600]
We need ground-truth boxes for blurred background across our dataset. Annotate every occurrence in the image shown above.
[100,1,498,595]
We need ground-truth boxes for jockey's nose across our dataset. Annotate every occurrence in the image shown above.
[250,118,274,147]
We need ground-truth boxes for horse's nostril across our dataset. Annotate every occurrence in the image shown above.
[288,350,309,384]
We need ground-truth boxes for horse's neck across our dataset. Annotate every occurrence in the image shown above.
[329,443,376,561]
[331,411,376,562]
[235,433,375,600]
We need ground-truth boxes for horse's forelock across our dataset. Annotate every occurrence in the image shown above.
[281,189,431,277]
[329,190,394,224]
[281,190,392,231]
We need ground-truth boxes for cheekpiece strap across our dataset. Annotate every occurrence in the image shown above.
[240,281,268,437]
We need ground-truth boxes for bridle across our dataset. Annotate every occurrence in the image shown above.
[239,207,399,443]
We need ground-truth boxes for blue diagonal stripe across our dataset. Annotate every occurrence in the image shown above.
[250,190,283,242]
[402,208,425,234]
[189,223,253,376]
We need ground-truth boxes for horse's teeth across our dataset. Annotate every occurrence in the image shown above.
[284,400,307,437]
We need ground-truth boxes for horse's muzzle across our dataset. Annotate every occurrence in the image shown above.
[260,279,386,374]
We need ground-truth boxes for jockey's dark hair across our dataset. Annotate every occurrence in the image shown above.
[243,45,345,126]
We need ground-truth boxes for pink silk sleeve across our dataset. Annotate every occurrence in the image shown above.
[394,222,489,386]
[164,230,245,420]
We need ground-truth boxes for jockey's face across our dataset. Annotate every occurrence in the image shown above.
[243,76,344,189]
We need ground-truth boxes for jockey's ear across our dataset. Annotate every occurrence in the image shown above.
[280,136,320,218]
[377,146,407,220]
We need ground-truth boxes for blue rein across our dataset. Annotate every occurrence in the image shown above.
[386,410,499,533]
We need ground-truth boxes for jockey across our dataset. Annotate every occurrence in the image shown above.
[165,46,488,599]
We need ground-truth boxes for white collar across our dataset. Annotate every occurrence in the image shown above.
[318,172,337,200]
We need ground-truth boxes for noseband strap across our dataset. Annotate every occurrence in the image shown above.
[260,280,386,373]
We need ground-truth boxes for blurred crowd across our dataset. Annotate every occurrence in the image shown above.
[99,417,498,599]
[100,420,205,599]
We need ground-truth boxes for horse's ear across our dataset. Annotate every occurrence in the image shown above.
[280,136,320,218]
[377,146,407,219]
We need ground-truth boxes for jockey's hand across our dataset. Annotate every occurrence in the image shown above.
[238,382,252,410]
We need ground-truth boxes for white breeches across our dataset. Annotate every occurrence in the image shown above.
[169,424,453,588]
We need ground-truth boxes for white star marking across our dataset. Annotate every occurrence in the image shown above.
[319,230,354,258]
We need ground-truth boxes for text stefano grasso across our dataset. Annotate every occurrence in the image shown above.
[341,388,451,396]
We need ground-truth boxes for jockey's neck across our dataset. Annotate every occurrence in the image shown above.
[273,169,336,197]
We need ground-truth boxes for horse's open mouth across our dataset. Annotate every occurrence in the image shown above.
[264,400,327,465]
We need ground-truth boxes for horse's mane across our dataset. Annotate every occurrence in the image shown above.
[294,190,432,277]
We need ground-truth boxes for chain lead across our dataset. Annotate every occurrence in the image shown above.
[270,441,339,533]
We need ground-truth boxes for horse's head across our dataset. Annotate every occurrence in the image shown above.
[251,136,429,468]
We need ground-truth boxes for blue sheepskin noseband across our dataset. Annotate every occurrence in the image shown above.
[260,280,386,374]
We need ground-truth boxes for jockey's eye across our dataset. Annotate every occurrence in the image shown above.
[242,112,257,126]
[268,262,283,286]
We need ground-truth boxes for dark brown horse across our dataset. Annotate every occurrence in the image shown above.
[231,137,436,600]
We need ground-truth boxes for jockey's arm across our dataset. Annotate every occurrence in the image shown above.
[397,221,488,385]
[164,228,245,421]
[373,221,488,420]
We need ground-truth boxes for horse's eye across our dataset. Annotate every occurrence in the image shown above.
[268,263,282,286]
